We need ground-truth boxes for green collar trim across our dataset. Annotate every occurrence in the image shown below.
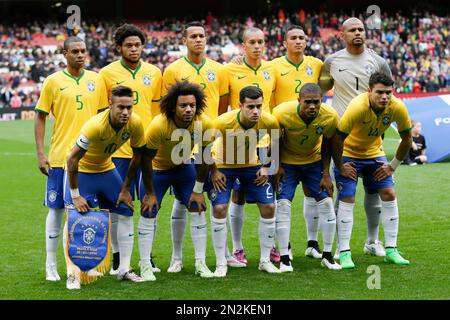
[184,56,206,75]
[285,55,304,71]
[63,69,85,84]
[237,110,255,130]
[243,57,261,75]
[120,60,142,79]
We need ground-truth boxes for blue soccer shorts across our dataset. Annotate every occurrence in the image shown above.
[63,169,133,216]
[138,163,197,218]
[209,166,274,206]
[112,157,141,200]
[44,167,65,209]
[276,161,329,201]
[334,156,394,200]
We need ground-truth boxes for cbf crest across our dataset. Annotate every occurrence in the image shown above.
[316,126,324,135]
[365,64,375,75]
[143,75,151,86]
[83,227,96,245]
[306,65,314,76]
[87,80,96,92]
[263,71,271,80]
[382,115,391,125]
[121,131,130,140]
[207,70,216,82]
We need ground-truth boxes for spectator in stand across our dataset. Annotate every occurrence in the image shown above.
[402,120,428,165]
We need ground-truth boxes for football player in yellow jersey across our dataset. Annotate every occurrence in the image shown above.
[161,22,233,268]
[272,83,341,272]
[162,21,228,119]
[138,81,215,280]
[221,28,277,266]
[99,23,162,274]
[333,72,412,269]
[65,86,147,287]
[209,86,280,277]
[34,37,108,284]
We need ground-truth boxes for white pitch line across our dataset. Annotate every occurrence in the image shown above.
[0,152,35,156]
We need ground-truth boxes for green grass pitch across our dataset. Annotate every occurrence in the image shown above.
[0,120,449,300]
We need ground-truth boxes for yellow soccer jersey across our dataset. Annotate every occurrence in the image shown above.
[212,109,279,168]
[337,93,412,159]
[162,57,228,119]
[76,110,145,173]
[223,59,276,112]
[35,69,108,168]
[99,60,162,158]
[273,101,338,165]
[145,113,213,171]
[270,55,323,105]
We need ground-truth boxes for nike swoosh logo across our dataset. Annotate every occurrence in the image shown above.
[313,217,319,220]
[341,220,351,224]
[327,218,336,222]
[281,72,290,77]
[138,232,151,235]
[196,225,207,230]
[213,227,224,232]
[80,139,88,144]
[268,235,274,238]
[181,77,190,81]
[390,217,399,221]
[49,235,59,239]
[128,233,134,237]
[238,75,247,80]
[116,81,125,85]
[60,87,68,91]
[362,121,371,124]
[338,69,347,72]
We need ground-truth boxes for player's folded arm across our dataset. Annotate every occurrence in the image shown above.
[335,128,349,139]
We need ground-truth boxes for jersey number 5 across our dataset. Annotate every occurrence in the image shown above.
[76,95,84,110]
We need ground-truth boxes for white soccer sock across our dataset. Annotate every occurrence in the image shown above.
[45,208,64,266]
[259,217,276,263]
[110,212,119,254]
[337,201,354,252]
[117,215,134,274]
[171,199,188,261]
[138,216,156,268]
[211,217,228,266]
[364,192,381,244]
[62,221,77,275]
[210,201,230,258]
[190,212,207,262]
[275,200,291,256]
[381,199,399,248]
[229,202,244,251]
[317,197,337,253]
[303,196,319,242]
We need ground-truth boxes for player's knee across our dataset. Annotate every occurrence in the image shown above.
[378,188,396,201]
[213,204,228,219]
[259,203,275,219]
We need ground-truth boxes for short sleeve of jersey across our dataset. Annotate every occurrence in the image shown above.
[80,118,100,143]
[337,101,360,135]
[319,56,333,81]
[96,76,109,111]
[35,77,54,114]
[162,66,176,97]
[145,117,164,150]
[218,65,229,96]
[394,101,412,133]
[152,69,163,102]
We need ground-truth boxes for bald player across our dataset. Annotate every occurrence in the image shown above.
[34,36,108,282]
[221,27,276,266]
[319,18,392,259]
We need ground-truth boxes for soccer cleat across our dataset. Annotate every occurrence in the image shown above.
[87,269,103,277]
[384,248,410,265]
[232,249,248,264]
[258,261,281,274]
[195,260,214,278]
[270,246,281,263]
[279,261,293,273]
[109,268,119,276]
[305,246,323,259]
[117,269,145,282]
[167,259,183,273]
[364,240,386,257]
[46,264,61,281]
[226,255,247,268]
[214,265,228,278]
[321,257,342,270]
[66,273,80,290]
[339,251,355,269]
[150,258,161,273]
[140,264,156,281]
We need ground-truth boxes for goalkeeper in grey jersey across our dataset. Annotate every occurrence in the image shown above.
[319,17,392,264]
